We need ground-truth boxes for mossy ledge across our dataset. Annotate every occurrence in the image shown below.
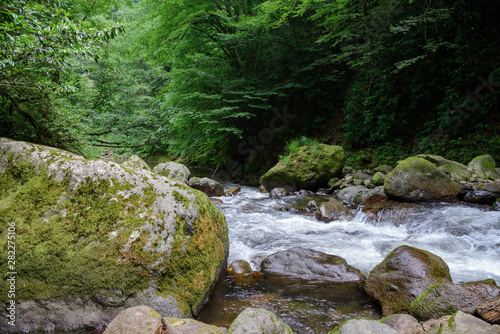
[0,138,229,333]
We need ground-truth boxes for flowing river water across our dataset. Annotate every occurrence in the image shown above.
[196,181,500,333]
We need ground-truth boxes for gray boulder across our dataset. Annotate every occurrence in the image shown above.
[316,197,353,222]
[429,311,500,334]
[0,138,229,333]
[365,245,452,316]
[153,162,190,183]
[122,155,152,172]
[383,314,424,334]
[337,185,367,203]
[410,280,500,321]
[163,317,225,334]
[384,157,460,201]
[269,187,291,198]
[103,306,162,334]
[188,177,224,197]
[330,319,398,334]
[468,155,500,180]
[261,247,364,283]
[227,307,293,334]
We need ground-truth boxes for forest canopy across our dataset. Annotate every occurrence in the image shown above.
[1,0,499,166]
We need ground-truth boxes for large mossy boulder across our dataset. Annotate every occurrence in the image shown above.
[0,138,229,333]
[121,155,152,172]
[417,155,472,182]
[227,307,293,334]
[468,154,500,180]
[153,162,190,183]
[410,280,500,321]
[261,247,364,283]
[384,157,460,201]
[260,144,345,192]
[364,245,452,316]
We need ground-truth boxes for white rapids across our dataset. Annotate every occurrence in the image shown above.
[216,184,500,284]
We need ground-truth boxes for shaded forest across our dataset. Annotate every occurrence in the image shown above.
[1,0,499,170]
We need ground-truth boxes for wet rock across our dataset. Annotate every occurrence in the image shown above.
[258,185,268,193]
[493,199,500,211]
[225,186,241,197]
[261,247,364,283]
[337,185,367,203]
[330,319,398,334]
[227,307,293,334]
[352,187,384,205]
[269,187,291,198]
[365,245,452,316]
[189,177,224,197]
[227,260,255,285]
[260,144,345,192]
[164,317,225,334]
[360,195,416,217]
[316,197,353,222]
[429,311,500,334]
[478,296,500,324]
[103,306,162,334]
[418,155,472,182]
[328,177,340,187]
[384,157,460,201]
[372,172,386,186]
[410,279,500,321]
[463,190,499,205]
[122,155,152,172]
[383,314,424,334]
[468,155,500,180]
[153,161,190,183]
[0,138,229,333]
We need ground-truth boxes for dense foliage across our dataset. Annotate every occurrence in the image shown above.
[1,0,499,166]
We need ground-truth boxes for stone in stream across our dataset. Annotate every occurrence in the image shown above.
[468,154,500,180]
[329,319,398,334]
[227,260,258,286]
[0,138,229,333]
[424,311,500,334]
[364,245,452,316]
[337,185,367,203]
[383,314,424,334]
[153,161,191,183]
[122,154,152,172]
[269,187,291,198]
[374,164,394,174]
[225,186,241,196]
[188,177,224,197]
[260,144,345,192]
[417,154,472,182]
[463,190,499,205]
[103,306,162,334]
[410,279,500,321]
[261,247,364,283]
[371,171,386,186]
[227,307,293,334]
[164,317,225,334]
[477,296,500,324]
[384,157,460,201]
[316,197,353,222]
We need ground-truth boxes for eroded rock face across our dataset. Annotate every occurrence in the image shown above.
[103,306,162,334]
[0,138,229,333]
[384,157,460,201]
[227,307,293,334]
[260,144,345,192]
[153,162,190,183]
[364,245,452,316]
[410,280,500,321]
[261,247,364,283]
[188,177,224,197]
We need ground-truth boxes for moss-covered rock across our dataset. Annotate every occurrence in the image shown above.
[410,280,500,321]
[0,138,229,333]
[364,245,452,316]
[384,157,460,201]
[260,144,345,192]
[372,172,386,186]
[121,155,152,172]
[468,154,500,180]
[153,161,190,183]
[417,155,472,182]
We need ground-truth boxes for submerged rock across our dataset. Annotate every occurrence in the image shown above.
[468,154,500,180]
[261,247,364,283]
[188,177,224,197]
[121,155,152,172]
[0,138,229,333]
[227,307,293,334]
[153,161,190,183]
[260,144,345,192]
[384,157,460,201]
[364,245,452,316]
[103,306,162,334]
[410,279,500,321]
